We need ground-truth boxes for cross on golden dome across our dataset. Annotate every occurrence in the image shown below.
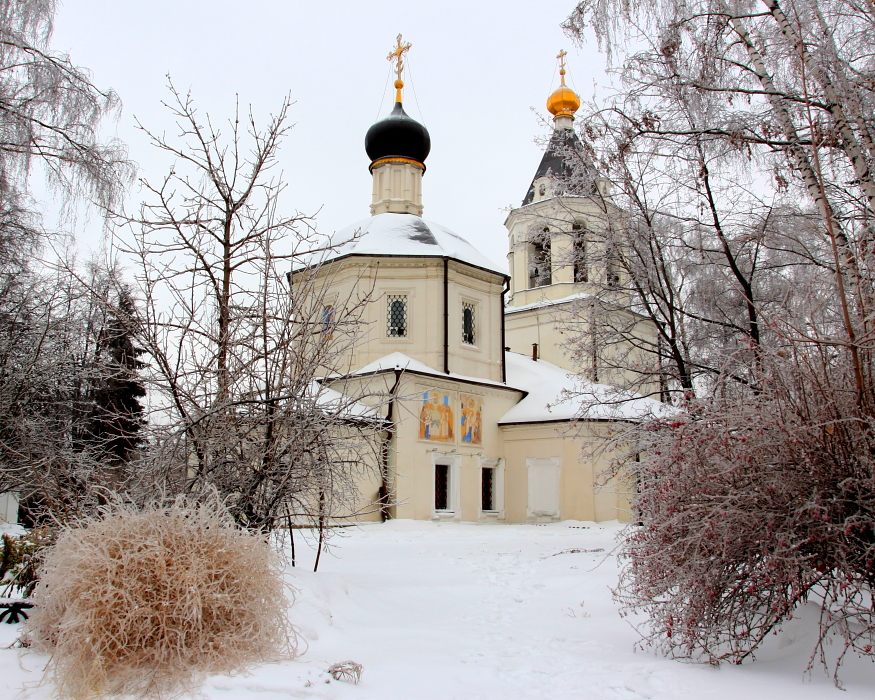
[547,50,580,120]
[557,49,568,86]
[387,34,412,102]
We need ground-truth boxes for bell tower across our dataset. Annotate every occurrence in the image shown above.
[502,53,627,374]
[505,52,620,311]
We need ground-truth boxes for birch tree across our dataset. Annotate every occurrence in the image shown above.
[0,0,135,523]
[0,0,132,267]
[561,0,875,679]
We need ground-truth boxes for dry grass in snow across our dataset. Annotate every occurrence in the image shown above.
[23,497,296,700]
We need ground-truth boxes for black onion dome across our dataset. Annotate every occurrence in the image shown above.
[365,102,431,166]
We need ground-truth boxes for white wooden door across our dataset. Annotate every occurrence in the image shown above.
[527,457,560,519]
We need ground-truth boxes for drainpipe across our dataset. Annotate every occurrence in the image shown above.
[443,257,450,374]
[500,277,509,383]
[379,367,404,521]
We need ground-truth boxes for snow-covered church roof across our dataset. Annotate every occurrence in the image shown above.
[340,351,517,392]
[297,213,508,277]
[501,352,669,424]
[333,350,669,425]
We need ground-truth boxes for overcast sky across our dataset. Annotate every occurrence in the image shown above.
[51,0,606,265]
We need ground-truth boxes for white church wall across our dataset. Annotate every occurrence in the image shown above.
[505,304,574,370]
[385,376,521,522]
[370,160,423,216]
[303,256,506,382]
[505,302,660,394]
[331,368,633,525]
[499,422,631,523]
[445,261,505,382]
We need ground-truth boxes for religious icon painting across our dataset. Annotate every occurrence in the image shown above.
[419,389,455,442]
[321,304,335,339]
[460,393,483,445]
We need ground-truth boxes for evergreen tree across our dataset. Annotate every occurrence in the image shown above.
[86,289,146,466]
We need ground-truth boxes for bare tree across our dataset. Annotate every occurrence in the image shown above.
[0,0,137,524]
[117,83,387,536]
[561,0,875,680]
[0,0,132,265]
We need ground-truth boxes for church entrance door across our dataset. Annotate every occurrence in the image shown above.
[527,457,560,521]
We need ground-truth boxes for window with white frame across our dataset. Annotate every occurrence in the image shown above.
[462,301,476,345]
[481,466,495,511]
[433,455,461,518]
[606,250,621,287]
[386,295,408,337]
[479,457,503,517]
[435,463,450,511]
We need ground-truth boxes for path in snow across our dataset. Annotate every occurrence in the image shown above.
[1,520,873,699]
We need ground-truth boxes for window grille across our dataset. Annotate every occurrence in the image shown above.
[481,467,495,511]
[387,295,407,337]
[462,302,476,345]
[435,464,450,511]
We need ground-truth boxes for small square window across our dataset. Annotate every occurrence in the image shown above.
[387,295,407,337]
[462,302,476,345]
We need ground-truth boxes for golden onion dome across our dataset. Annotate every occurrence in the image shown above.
[547,68,580,118]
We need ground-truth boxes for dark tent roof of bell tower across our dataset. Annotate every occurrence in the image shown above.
[521,128,596,206]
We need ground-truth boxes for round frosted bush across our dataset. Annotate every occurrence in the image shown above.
[25,497,296,699]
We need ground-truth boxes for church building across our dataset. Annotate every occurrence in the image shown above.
[302,41,662,524]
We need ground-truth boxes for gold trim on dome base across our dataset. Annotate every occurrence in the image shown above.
[369,156,426,172]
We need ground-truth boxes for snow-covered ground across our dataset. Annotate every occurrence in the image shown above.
[2,520,873,699]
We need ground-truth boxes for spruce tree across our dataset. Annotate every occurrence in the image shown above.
[86,289,146,466]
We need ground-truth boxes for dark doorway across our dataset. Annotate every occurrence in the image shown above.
[481,467,495,511]
[435,463,449,511]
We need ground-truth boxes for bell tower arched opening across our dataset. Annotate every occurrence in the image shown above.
[528,229,552,288]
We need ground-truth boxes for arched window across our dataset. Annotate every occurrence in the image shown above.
[606,248,621,288]
[387,295,407,337]
[528,229,552,288]
[462,302,476,345]
[572,223,587,283]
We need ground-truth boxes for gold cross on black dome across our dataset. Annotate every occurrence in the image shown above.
[387,34,412,102]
